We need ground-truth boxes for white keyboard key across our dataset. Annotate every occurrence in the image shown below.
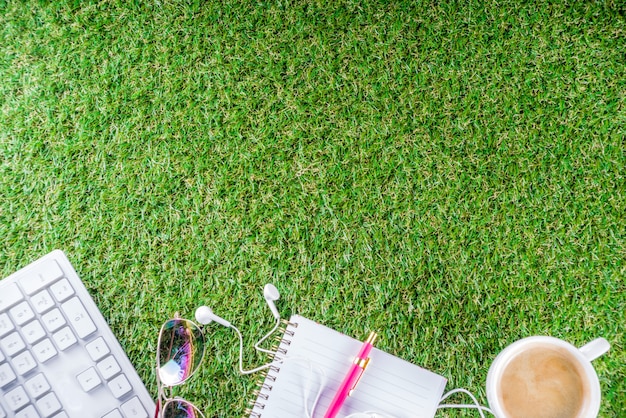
[0,405,5,418]
[2,332,26,356]
[50,279,75,302]
[9,301,35,325]
[102,409,123,418]
[53,413,69,418]
[4,385,29,411]
[11,351,36,376]
[52,326,77,351]
[97,356,121,380]
[86,337,110,361]
[31,290,55,314]
[18,259,64,295]
[0,363,17,388]
[24,373,51,399]
[121,396,149,418]
[61,297,96,338]
[108,374,132,399]
[22,320,46,344]
[15,405,38,418]
[33,339,58,363]
[0,283,24,311]
[77,367,102,392]
[41,308,66,332]
[0,313,15,337]
[36,392,62,417]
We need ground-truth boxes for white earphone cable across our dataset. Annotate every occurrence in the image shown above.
[207,288,493,417]
[231,324,277,375]
[253,316,281,355]
[437,388,495,417]
[229,314,327,416]
[231,318,493,416]
[231,322,327,417]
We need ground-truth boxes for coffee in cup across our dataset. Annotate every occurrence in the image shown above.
[486,336,609,418]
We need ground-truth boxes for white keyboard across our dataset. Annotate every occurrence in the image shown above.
[0,250,155,417]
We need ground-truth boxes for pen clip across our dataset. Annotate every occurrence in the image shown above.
[348,357,371,396]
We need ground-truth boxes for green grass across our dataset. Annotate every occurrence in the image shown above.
[1,0,624,416]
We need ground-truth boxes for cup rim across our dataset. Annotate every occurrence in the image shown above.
[486,336,601,418]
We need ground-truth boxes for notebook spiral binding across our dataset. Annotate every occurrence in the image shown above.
[244,319,299,418]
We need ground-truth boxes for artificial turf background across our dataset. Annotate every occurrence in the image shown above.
[1,1,624,416]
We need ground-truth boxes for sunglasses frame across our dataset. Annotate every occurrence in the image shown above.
[155,314,207,418]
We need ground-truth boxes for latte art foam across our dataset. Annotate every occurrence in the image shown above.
[498,345,589,418]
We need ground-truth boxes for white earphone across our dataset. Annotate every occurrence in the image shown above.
[194,283,281,327]
[263,283,281,320]
[194,306,232,328]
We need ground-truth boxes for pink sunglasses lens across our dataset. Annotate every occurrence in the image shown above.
[162,400,203,418]
[157,319,205,386]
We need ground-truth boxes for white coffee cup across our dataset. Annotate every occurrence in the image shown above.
[486,336,610,418]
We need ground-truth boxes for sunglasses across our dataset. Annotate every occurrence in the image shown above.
[155,314,206,418]
[154,286,283,417]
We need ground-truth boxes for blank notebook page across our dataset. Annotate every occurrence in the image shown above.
[248,315,447,418]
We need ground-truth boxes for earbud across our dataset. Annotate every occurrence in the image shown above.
[195,306,232,328]
[263,284,280,320]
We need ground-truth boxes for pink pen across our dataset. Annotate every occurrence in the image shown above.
[324,331,378,418]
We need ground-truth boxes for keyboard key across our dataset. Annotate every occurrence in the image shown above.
[86,337,111,361]
[0,283,24,311]
[2,332,26,356]
[42,308,66,332]
[15,405,38,418]
[97,356,121,380]
[4,385,29,411]
[121,396,149,418]
[0,313,15,337]
[0,363,17,388]
[9,301,35,325]
[77,367,102,392]
[102,409,123,418]
[50,279,75,302]
[31,290,55,314]
[36,392,62,417]
[24,373,51,399]
[0,404,5,418]
[18,259,63,295]
[32,339,58,363]
[53,413,69,418]
[22,320,46,344]
[61,297,96,338]
[11,351,36,376]
[108,374,132,399]
[52,326,77,351]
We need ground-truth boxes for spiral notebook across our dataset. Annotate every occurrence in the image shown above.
[246,315,447,418]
